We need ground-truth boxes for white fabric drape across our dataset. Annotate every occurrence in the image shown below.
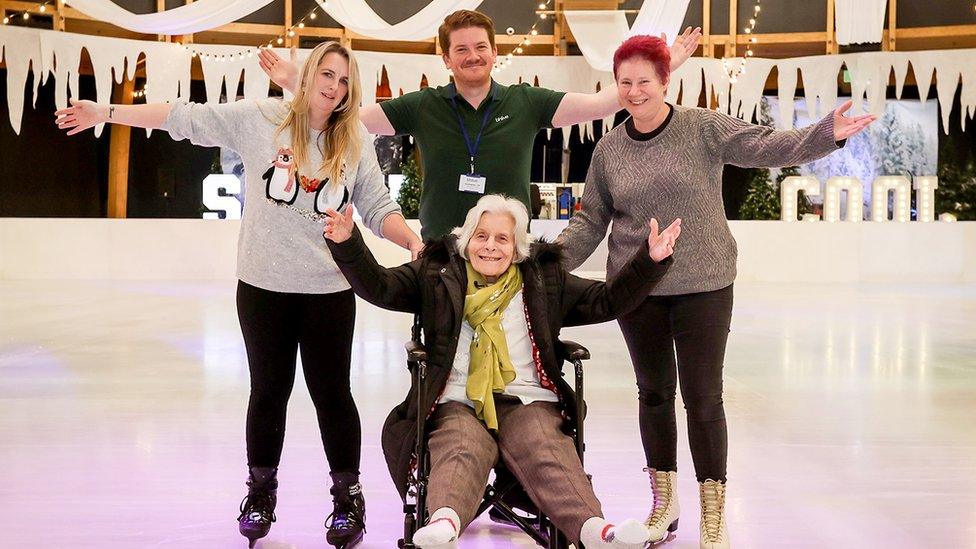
[6,26,976,137]
[835,0,888,45]
[564,0,692,72]
[562,11,629,72]
[64,0,274,35]
[315,0,484,41]
[631,0,692,39]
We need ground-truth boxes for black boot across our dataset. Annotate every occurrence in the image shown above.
[325,471,366,548]
[238,466,278,548]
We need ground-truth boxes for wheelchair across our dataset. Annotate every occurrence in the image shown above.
[397,317,592,549]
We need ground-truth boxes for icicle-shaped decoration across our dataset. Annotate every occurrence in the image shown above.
[3,26,976,136]
[796,55,846,121]
[668,57,706,107]
[0,26,43,135]
[729,57,775,121]
[844,52,894,117]
[776,60,800,130]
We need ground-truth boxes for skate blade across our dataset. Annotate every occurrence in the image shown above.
[330,531,364,548]
[646,531,677,547]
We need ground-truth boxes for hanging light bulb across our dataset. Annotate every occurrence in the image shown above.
[309,12,317,20]
[39,4,47,13]
[277,37,284,44]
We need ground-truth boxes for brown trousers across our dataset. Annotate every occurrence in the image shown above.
[426,398,603,543]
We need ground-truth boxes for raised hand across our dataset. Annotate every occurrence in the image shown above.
[833,100,877,141]
[647,218,682,263]
[666,27,702,71]
[258,47,299,94]
[323,205,355,243]
[55,98,108,136]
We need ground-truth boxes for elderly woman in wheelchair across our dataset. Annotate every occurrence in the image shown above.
[323,194,681,548]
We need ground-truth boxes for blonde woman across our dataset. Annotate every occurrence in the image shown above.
[56,41,422,548]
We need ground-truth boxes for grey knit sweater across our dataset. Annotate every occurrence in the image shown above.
[162,98,401,294]
[558,104,839,296]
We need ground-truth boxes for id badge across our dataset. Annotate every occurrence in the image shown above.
[458,173,487,194]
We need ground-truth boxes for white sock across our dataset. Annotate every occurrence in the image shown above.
[413,507,460,548]
[580,516,651,548]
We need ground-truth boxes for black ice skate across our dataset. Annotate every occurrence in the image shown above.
[325,472,366,548]
[238,467,278,548]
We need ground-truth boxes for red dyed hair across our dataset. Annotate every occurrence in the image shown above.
[613,35,671,82]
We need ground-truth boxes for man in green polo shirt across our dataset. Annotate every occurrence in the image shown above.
[260,10,699,239]
[377,73,564,238]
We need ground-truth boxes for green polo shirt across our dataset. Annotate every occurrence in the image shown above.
[381,80,565,239]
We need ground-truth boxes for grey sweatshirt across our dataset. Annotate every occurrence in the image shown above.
[559,104,839,296]
[162,98,401,294]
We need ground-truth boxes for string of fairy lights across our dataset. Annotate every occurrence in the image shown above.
[1,0,329,82]
[722,0,762,83]
[4,0,774,88]
[181,1,330,63]
[2,1,53,25]
[492,0,553,73]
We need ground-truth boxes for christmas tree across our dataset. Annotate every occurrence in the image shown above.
[396,149,423,219]
[737,99,809,219]
[936,138,976,220]
[739,166,780,220]
[874,107,929,177]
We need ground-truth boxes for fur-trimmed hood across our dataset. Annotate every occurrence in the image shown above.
[420,235,565,267]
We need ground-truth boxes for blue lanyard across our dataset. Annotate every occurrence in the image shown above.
[449,84,495,174]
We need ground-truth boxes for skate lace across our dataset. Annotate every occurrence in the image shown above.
[238,491,276,523]
[645,469,674,528]
[325,496,366,533]
[700,480,726,542]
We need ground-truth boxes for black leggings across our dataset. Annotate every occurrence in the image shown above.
[618,284,733,483]
[236,281,360,473]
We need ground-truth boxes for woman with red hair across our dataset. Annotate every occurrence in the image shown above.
[558,35,875,549]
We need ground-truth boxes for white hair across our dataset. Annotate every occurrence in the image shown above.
[452,194,534,263]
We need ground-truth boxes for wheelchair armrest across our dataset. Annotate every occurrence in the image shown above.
[405,340,428,363]
[558,339,590,362]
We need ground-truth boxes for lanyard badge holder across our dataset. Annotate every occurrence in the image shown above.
[451,88,493,194]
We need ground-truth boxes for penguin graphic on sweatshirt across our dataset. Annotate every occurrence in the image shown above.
[263,147,299,204]
[313,164,350,215]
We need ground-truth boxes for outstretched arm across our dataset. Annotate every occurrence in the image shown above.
[58,96,258,152]
[56,99,172,135]
[705,100,877,169]
[550,26,701,127]
[561,218,680,327]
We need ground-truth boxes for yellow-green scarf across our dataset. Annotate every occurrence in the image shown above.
[463,261,523,431]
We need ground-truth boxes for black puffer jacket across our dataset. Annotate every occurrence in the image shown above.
[326,226,671,498]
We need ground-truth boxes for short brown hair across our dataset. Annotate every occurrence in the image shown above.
[438,10,495,52]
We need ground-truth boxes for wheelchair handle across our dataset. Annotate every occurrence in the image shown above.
[559,339,591,362]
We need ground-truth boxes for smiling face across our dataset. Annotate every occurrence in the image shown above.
[309,52,350,118]
[616,57,669,122]
[442,26,497,88]
[466,211,515,282]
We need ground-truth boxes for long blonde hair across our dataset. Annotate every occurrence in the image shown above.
[274,41,362,185]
